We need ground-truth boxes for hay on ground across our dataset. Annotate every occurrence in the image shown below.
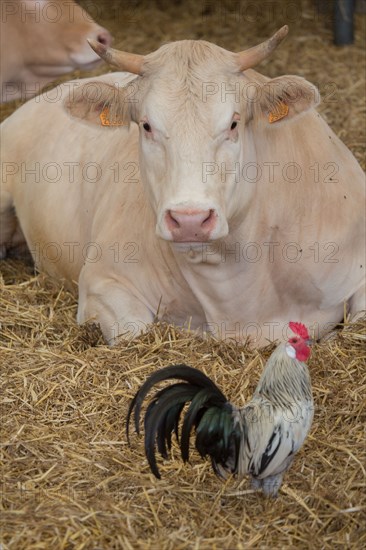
[1,260,365,549]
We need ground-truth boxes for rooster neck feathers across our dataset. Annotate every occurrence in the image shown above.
[254,344,313,407]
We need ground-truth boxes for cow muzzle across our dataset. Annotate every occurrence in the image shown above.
[164,208,218,242]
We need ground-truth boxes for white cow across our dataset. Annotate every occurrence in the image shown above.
[0,0,112,102]
[1,27,365,346]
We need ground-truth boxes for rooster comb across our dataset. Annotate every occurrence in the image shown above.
[289,321,309,340]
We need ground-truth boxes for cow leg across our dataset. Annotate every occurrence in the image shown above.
[348,283,366,321]
[77,268,154,344]
[0,190,15,258]
[0,190,30,260]
[321,284,366,343]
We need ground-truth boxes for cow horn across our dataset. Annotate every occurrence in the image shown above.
[236,25,289,71]
[87,39,144,75]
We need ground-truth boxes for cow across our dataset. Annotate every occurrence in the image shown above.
[0,0,112,103]
[1,26,365,346]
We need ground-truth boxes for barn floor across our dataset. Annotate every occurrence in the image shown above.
[1,1,366,548]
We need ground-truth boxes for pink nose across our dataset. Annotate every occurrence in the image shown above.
[165,209,217,242]
[97,30,113,47]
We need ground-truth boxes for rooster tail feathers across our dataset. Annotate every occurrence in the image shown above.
[195,405,242,474]
[180,387,228,462]
[144,383,200,478]
[126,364,227,443]
[126,365,243,478]
[126,364,239,478]
[126,364,226,442]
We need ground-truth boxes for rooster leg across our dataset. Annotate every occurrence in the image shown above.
[251,473,285,497]
[260,473,284,497]
[250,476,263,492]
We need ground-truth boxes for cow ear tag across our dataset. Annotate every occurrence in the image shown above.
[100,106,126,126]
[268,101,289,123]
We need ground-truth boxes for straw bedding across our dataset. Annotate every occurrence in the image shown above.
[1,1,365,548]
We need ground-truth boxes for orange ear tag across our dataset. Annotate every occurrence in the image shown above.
[268,102,289,123]
[100,106,126,127]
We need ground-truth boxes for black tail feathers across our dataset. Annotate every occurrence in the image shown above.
[126,364,242,479]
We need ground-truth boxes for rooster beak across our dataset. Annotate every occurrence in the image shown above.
[306,338,314,346]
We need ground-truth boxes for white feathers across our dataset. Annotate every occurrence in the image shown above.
[235,341,314,496]
[285,343,296,358]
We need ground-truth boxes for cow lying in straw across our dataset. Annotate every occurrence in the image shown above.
[1,26,365,345]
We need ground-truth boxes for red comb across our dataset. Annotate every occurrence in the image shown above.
[289,321,309,340]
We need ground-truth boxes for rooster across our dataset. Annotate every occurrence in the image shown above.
[126,322,314,496]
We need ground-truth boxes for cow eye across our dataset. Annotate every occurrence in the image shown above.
[230,121,238,130]
[143,122,152,132]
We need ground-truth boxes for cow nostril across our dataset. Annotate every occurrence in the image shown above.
[202,209,214,226]
[97,31,112,47]
[167,211,180,228]
[97,35,107,45]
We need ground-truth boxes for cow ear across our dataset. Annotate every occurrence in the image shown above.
[64,81,135,128]
[254,76,320,124]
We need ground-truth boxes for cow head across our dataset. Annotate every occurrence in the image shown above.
[9,0,112,73]
[66,26,320,244]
